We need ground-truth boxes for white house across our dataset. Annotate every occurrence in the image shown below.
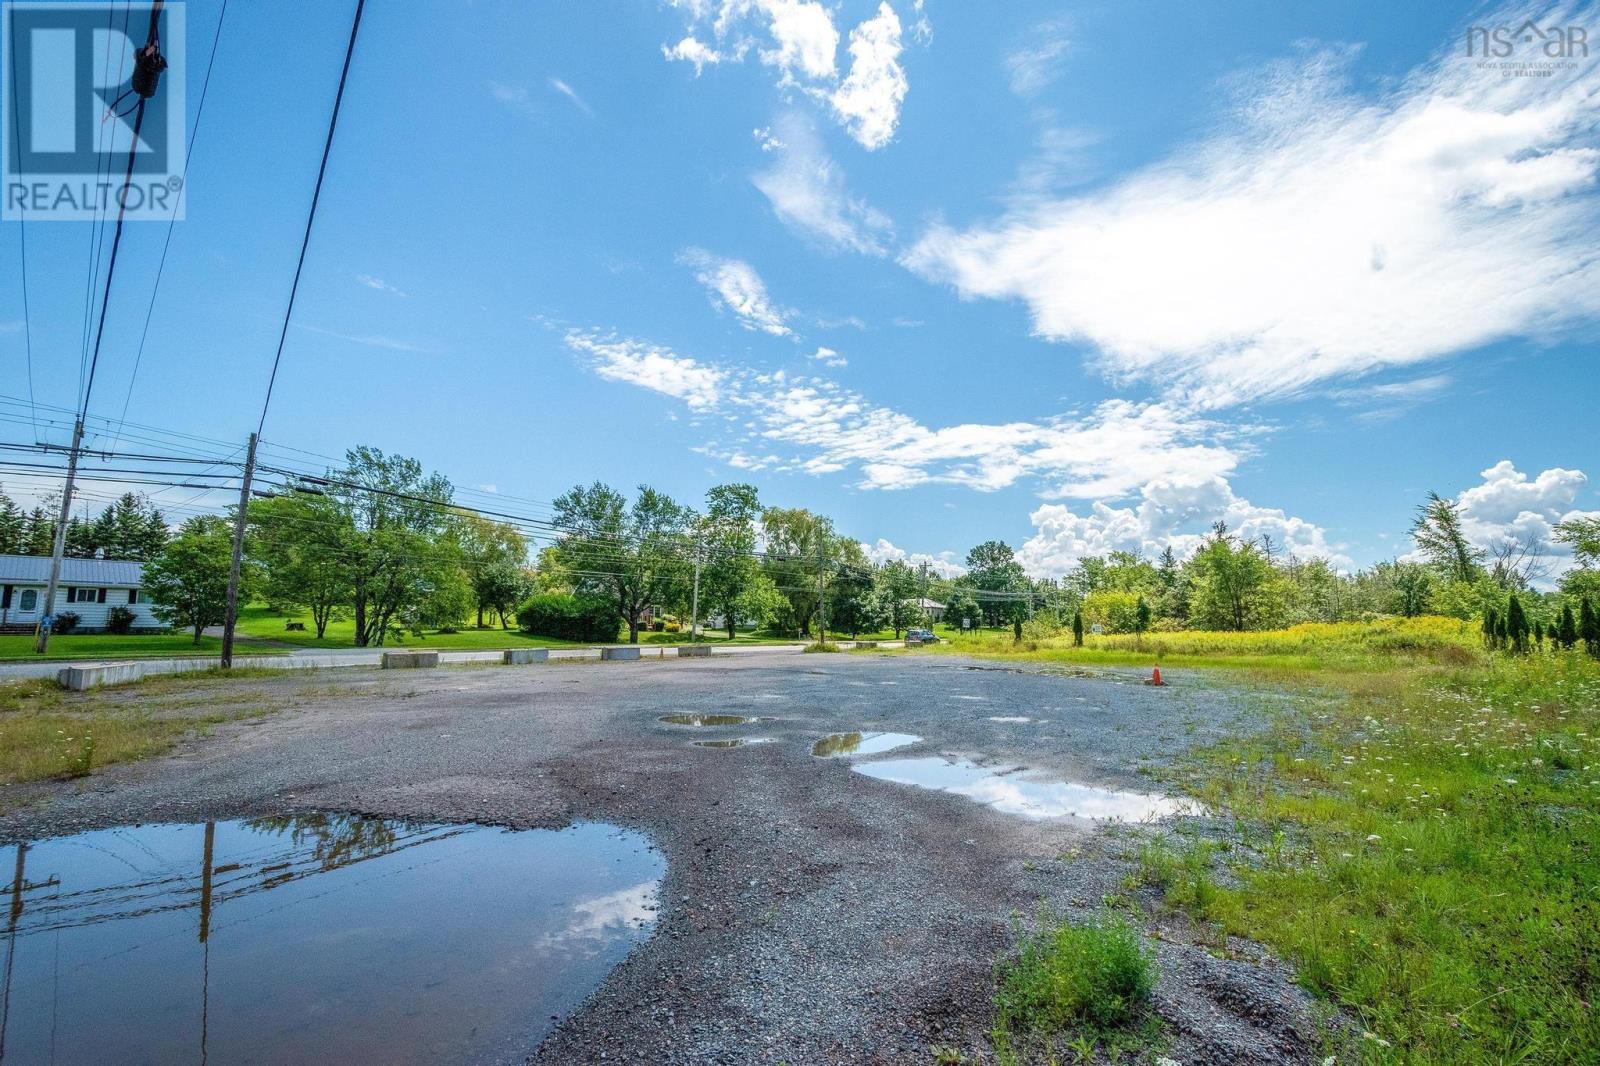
[0,555,164,633]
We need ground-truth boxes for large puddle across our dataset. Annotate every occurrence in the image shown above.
[658,713,751,726]
[811,731,921,757]
[852,757,1190,821]
[0,815,662,1065]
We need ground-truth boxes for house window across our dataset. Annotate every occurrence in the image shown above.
[19,590,37,611]
[128,589,140,604]
[73,588,99,603]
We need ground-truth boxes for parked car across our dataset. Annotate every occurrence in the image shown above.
[905,628,940,644]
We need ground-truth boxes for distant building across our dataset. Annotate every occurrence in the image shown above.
[0,555,163,633]
[914,597,945,621]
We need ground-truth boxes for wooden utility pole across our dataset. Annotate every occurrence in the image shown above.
[689,535,701,643]
[816,537,827,646]
[219,434,258,668]
[35,418,85,654]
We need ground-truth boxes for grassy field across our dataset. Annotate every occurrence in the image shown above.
[0,632,247,661]
[938,617,1600,1063]
[0,671,287,791]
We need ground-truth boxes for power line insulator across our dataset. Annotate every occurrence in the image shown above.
[131,42,167,98]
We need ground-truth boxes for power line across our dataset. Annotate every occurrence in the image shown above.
[109,0,232,453]
[4,7,37,442]
[254,0,366,438]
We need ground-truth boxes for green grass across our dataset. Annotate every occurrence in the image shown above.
[991,914,1158,1064]
[0,673,281,788]
[955,618,1600,1062]
[0,632,251,661]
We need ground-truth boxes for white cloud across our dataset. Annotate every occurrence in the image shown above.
[809,345,847,367]
[905,14,1600,408]
[475,483,499,494]
[1444,460,1597,582]
[861,537,966,577]
[488,82,539,119]
[355,274,408,298]
[564,330,726,409]
[752,125,784,151]
[679,248,793,336]
[548,77,593,116]
[1006,19,1071,96]
[829,2,908,150]
[666,0,922,149]
[1018,474,1353,578]
[663,35,726,75]
[565,328,1240,498]
[752,113,893,254]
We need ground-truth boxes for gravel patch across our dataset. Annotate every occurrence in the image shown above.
[0,652,1333,1063]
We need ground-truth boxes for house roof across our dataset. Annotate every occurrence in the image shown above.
[0,554,146,586]
[915,597,946,609]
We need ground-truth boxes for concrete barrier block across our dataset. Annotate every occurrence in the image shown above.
[676,644,712,657]
[904,638,922,648]
[57,661,144,690]
[382,650,440,669]
[853,641,878,649]
[503,648,550,665]
[600,646,642,661]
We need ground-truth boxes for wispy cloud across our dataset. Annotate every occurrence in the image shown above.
[548,76,593,116]
[296,322,437,354]
[906,10,1600,409]
[679,248,794,336]
[809,345,847,367]
[752,113,893,254]
[355,274,408,298]
[563,326,1242,499]
[488,82,539,119]
[1006,18,1071,96]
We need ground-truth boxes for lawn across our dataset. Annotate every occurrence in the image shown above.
[933,616,1600,1064]
[0,632,249,661]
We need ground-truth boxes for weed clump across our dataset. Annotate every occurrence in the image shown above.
[992,914,1156,1061]
[802,641,841,653]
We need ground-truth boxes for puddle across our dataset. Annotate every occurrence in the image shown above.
[693,737,775,748]
[658,713,751,726]
[852,757,1190,821]
[812,731,920,757]
[987,716,1032,723]
[0,816,662,1065]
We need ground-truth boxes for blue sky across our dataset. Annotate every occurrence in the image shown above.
[2,0,1597,579]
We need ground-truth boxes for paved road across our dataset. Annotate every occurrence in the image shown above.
[0,652,1327,1064]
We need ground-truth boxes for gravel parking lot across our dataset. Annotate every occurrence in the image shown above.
[1,652,1330,1064]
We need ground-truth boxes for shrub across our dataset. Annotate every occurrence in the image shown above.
[53,611,80,634]
[515,593,620,643]
[105,606,137,634]
[994,915,1156,1046]
[803,641,841,653]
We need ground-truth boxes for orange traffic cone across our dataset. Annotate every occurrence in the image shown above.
[1145,666,1164,686]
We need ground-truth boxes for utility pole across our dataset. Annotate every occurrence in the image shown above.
[919,561,929,626]
[689,534,701,643]
[816,537,827,646]
[219,433,258,668]
[35,418,85,654]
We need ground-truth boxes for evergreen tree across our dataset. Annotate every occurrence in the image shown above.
[1482,607,1498,650]
[1582,598,1599,659]
[1134,594,1151,646]
[1072,609,1084,647]
[22,507,55,554]
[1533,620,1544,649]
[1506,595,1529,654]
[0,488,24,554]
[1558,604,1579,650]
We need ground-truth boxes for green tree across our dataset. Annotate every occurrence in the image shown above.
[21,507,54,554]
[248,490,355,639]
[1557,604,1578,650]
[143,516,246,644]
[964,540,1029,629]
[1134,594,1151,645]
[1072,608,1084,646]
[554,482,689,643]
[1582,598,1599,659]
[1411,491,1483,583]
[1482,606,1499,650]
[0,487,26,554]
[1393,562,1432,618]
[1186,525,1282,631]
[761,507,837,637]
[698,483,762,639]
[330,447,457,647]
[456,512,528,628]
[1506,594,1530,654]
[829,565,887,638]
[944,587,981,632]
[875,559,922,638]
[1554,517,1600,569]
